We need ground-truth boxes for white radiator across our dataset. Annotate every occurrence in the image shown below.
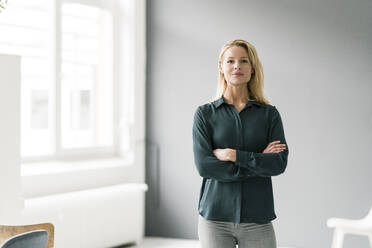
[20,183,148,248]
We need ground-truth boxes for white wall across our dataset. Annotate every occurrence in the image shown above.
[145,0,372,247]
[0,54,22,222]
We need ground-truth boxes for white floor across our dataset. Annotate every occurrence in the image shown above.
[128,237,200,248]
[126,237,294,248]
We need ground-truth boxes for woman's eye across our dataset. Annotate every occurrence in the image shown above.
[227,60,233,63]
[242,60,249,63]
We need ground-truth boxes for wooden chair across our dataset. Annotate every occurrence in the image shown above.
[0,223,54,248]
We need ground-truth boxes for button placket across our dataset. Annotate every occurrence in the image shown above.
[233,107,245,224]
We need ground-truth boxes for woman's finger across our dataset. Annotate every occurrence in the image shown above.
[270,141,281,146]
[264,141,286,153]
[276,144,286,148]
[269,147,276,153]
[269,141,281,148]
[273,146,285,152]
[267,142,276,149]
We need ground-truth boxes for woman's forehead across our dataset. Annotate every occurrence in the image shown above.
[224,46,248,58]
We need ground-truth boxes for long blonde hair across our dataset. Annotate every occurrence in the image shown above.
[212,39,271,105]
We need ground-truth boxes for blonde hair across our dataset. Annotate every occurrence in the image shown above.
[212,39,271,105]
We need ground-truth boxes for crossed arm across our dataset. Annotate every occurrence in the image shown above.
[192,106,289,182]
[212,141,286,162]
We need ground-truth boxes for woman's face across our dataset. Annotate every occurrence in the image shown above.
[220,46,253,86]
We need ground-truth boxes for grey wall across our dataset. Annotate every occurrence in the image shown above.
[145,0,372,247]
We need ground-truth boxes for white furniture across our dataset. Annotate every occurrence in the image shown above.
[327,206,372,248]
[21,183,148,248]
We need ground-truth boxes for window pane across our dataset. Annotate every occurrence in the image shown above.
[69,89,91,130]
[79,90,91,130]
[0,0,53,157]
[61,3,113,148]
[31,89,49,129]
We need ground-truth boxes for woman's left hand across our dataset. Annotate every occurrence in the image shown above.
[213,148,236,162]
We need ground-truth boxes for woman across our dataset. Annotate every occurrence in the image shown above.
[192,39,289,248]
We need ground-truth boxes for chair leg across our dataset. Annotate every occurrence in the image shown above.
[331,229,344,248]
[368,234,372,248]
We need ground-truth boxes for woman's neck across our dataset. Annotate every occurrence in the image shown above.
[223,84,250,105]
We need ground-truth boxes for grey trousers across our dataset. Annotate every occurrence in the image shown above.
[198,215,277,248]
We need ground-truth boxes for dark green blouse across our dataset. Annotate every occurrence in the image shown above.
[192,96,289,224]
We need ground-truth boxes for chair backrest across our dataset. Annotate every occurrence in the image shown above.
[0,223,54,248]
[365,206,372,222]
[0,230,48,248]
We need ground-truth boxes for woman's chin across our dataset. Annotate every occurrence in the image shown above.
[228,80,249,86]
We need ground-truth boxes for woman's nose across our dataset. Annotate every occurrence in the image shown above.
[234,63,241,69]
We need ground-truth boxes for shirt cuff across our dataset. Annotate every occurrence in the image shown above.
[235,150,255,169]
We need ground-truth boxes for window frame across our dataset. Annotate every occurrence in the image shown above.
[18,0,143,163]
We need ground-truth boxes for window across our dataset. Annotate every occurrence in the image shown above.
[60,3,113,149]
[0,0,119,161]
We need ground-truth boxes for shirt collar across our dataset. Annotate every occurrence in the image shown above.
[212,96,263,108]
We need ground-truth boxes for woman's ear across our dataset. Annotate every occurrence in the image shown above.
[219,64,223,74]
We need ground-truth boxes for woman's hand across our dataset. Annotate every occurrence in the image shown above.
[213,148,236,162]
[263,140,286,153]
